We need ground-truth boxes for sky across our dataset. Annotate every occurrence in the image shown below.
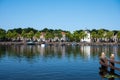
[0,0,120,32]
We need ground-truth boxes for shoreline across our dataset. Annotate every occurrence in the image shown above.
[0,42,120,46]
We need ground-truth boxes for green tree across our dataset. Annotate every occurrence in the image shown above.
[117,31,120,42]
[8,28,22,34]
[79,31,87,41]
[27,31,34,40]
[105,31,114,42]
[73,31,79,42]
[97,29,105,42]
[12,31,18,40]
[0,28,6,41]
[41,28,49,32]
[6,30,18,41]
[57,31,62,39]
[6,31,13,39]
[23,27,37,33]
[34,31,41,39]
[21,30,27,38]
[21,30,28,42]
[66,31,73,41]
[91,31,97,42]
[45,32,54,41]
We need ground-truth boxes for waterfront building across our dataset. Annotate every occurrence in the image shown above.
[81,30,91,42]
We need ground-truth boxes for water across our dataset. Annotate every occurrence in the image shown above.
[0,45,120,80]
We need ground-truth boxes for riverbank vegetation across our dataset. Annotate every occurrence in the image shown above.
[0,27,120,43]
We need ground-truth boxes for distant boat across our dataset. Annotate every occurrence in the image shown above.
[27,41,35,45]
[41,42,46,47]
[72,42,77,46]
[41,43,45,47]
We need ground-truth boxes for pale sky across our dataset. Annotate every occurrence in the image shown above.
[0,0,120,32]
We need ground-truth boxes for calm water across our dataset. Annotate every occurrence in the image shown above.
[0,45,120,80]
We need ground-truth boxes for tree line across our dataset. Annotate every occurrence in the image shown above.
[0,27,120,42]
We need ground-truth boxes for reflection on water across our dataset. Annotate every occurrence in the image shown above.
[81,46,91,59]
[0,45,120,80]
[0,45,120,61]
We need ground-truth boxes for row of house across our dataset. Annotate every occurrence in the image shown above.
[34,31,91,42]
[20,30,119,43]
[33,32,67,42]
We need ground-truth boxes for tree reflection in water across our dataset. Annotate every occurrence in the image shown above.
[0,45,120,62]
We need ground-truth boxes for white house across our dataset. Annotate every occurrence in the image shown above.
[81,30,91,42]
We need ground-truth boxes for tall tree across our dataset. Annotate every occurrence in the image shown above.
[6,31,13,40]
[45,32,54,42]
[117,31,120,42]
[0,28,6,41]
[105,31,114,42]
[91,31,97,42]
[27,31,34,40]
[73,31,79,42]
[34,31,41,39]
[66,31,73,41]
[23,27,37,33]
[21,30,28,42]
[98,29,105,42]
[6,31,18,41]
[8,28,22,34]
[21,30,27,38]
[79,31,87,41]
[12,31,18,40]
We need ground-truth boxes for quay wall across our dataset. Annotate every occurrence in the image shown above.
[0,42,120,46]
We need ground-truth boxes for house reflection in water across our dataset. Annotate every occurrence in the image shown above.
[0,45,120,62]
[80,46,91,60]
[37,45,45,56]
[35,45,66,59]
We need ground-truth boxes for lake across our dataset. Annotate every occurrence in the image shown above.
[0,45,120,80]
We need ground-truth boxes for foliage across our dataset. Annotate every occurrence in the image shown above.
[79,31,87,39]
[98,29,105,39]
[6,31,13,39]
[0,27,120,42]
[21,30,27,38]
[91,31,97,42]
[0,28,6,39]
[117,31,120,39]
[54,30,62,39]
[34,31,41,38]
[6,31,18,40]
[12,31,18,39]
[22,27,37,33]
[27,31,34,39]
[8,28,22,34]
[105,31,114,39]
[45,32,54,40]
[73,31,79,42]
[66,31,73,41]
